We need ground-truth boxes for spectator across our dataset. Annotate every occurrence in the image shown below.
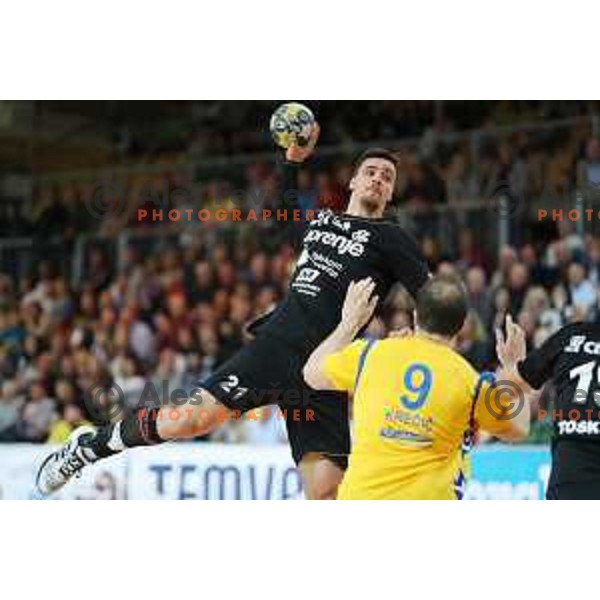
[444,152,479,201]
[577,137,600,191]
[17,381,56,442]
[507,262,530,315]
[189,261,215,304]
[490,286,511,332]
[465,267,492,326]
[517,310,537,351]
[522,286,551,324]
[519,243,551,287]
[47,403,92,444]
[490,245,518,290]
[381,285,415,333]
[0,379,25,442]
[315,172,346,213]
[455,228,490,272]
[0,275,15,310]
[567,262,597,319]
[399,154,447,207]
[456,311,490,370]
[33,188,71,238]
[584,236,600,286]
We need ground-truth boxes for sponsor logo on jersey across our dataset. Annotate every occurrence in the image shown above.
[565,335,600,355]
[295,267,320,283]
[380,407,434,445]
[304,228,370,257]
[304,210,371,258]
[379,428,433,444]
[351,229,370,243]
[311,210,350,232]
[557,420,600,435]
[383,407,434,432]
[295,250,343,281]
[296,249,310,267]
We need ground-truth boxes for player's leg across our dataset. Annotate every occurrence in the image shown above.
[35,388,231,495]
[284,383,350,500]
[35,339,268,495]
[90,387,229,455]
[298,453,345,500]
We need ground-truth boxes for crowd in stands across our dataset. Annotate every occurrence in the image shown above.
[2,101,599,243]
[108,100,596,160]
[1,212,600,445]
[1,101,600,446]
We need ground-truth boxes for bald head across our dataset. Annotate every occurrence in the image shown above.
[416,275,468,338]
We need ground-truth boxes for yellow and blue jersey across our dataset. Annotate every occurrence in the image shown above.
[323,334,510,500]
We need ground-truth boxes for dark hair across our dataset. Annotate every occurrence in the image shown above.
[416,275,468,337]
[354,147,398,173]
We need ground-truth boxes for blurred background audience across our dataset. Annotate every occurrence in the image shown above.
[1,100,600,445]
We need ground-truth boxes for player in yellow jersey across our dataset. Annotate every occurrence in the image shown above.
[303,275,533,500]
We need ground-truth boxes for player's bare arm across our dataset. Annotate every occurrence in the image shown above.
[486,315,534,441]
[303,278,378,390]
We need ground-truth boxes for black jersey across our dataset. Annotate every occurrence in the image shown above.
[254,166,430,356]
[518,322,600,487]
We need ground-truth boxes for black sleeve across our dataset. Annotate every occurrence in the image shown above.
[244,308,276,337]
[384,226,430,297]
[279,160,301,211]
[517,326,572,390]
[277,159,307,250]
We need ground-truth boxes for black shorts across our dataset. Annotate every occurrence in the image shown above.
[198,333,350,469]
[547,442,600,499]
[546,482,600,500]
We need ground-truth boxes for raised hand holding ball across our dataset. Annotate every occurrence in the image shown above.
[270,102,319,163]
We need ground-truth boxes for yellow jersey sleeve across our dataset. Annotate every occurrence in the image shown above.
[473,371,517,437]
[322,339,373,393]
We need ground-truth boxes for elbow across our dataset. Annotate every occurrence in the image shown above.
[303,363,320,390]
[510,421,530,442]
[303,361,332,391]
[499,419,530,443]
[510,398,533,441]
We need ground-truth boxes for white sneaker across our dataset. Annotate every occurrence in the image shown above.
[36,426,97,496]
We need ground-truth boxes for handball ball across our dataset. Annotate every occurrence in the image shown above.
[270,102,315,149]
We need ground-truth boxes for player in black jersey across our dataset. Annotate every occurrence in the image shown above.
[517,321,600,499]
[36,121,430,499]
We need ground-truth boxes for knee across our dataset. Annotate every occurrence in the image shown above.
[159,407,196,439]
[158,389,229,440]
[310,474,340,500]
[159,402,214,439]
[300,455,344,500]
[174,414,201,438]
